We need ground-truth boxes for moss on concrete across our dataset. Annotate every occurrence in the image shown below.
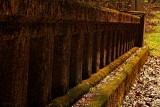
[47,47,138,107]
[84,46,149,107]
[48,83,91,107]
[89,72,126,107]
[136,47,149,67]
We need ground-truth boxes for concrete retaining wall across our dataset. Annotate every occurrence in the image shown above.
[0,1,144,107]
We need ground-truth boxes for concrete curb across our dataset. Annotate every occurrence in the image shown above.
[88,46,149,107]
[48,47,139,107]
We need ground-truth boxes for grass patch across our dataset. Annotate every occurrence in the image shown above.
[144,11,160,56]
[145,32,160,56]
[150,11,160,25]
[144,0,148,3]
[144,10,160,56]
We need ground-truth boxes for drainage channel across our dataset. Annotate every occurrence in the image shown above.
[72,48,143,107]
[48,47,149,107]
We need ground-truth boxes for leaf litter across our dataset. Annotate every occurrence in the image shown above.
[123,56,160,107]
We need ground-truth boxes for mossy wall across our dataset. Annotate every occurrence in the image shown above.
[0,0,144,107]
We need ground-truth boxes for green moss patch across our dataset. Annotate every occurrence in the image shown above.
[90,72,126,107]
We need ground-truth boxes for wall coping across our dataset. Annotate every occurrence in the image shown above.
[0,1,140,24]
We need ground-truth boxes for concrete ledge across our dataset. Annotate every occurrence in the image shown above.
[87,46,149,107]
[47,47,138,107]
[0,0,140,23]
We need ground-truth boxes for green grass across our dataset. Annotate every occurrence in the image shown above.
[144,0,148,3]
[145,11,160,56]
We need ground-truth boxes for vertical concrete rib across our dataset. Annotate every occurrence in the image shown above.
[52,23,71,98]
[28,25,53,107]
[0,27,29,107]
[82,32,93,80]
[92,32,101,73]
